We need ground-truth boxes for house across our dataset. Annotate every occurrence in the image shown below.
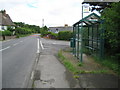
[0,10,15,31]
[49,25,73,33]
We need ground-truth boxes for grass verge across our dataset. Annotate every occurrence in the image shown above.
[58,50,78,73]
[93,56,120,75]
[57,50,109,75]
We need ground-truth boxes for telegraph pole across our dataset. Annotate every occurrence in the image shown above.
[42,19,44,27]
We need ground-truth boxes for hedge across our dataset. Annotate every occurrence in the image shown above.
[0,30,12,36]
[58,31,73,41]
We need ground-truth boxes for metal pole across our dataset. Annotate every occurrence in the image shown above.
[80,4,84,62]
[77,24,80,59]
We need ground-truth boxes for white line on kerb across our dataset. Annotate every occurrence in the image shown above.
[40,40,44,50]
[31,71,34,80]
[36,58,38,62]
[0,46,11,51]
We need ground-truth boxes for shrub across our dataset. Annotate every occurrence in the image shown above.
[2,30,12,36]
[0,31,2,36]
[49,32,58,39]
[58,31,73,41]
[15,27,32,35]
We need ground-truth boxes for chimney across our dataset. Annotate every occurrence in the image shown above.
[64,24,68,27]
[3,10,6,15]
[1,10,6,16]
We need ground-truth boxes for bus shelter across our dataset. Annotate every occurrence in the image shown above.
[71,13,104,62]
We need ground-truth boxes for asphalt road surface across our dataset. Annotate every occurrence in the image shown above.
[2,35,39,88]
[2,34,76,88]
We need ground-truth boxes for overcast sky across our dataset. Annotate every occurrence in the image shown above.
[0,0,87,27]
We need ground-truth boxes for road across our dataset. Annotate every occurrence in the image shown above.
[2,35,38,88]
[1,35,79,88]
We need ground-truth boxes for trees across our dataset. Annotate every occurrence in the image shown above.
[83,2,120,61]
[40,26,49,37]
[14,22,41,35]
[101,2,120,58]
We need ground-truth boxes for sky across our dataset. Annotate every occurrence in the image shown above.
[0,0,95,27]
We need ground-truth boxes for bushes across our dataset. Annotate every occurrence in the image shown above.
[58,31,73,41]
[101,2,120,61]
[41,31,51,37]
[15,27,32,35]
[40,27,73,41]
[0,30,12,36]
[40,26,49,37]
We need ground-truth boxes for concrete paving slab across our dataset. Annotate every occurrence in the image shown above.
[78,74,119,88]
[34,55,70,88]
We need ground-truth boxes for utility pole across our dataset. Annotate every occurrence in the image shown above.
[42,19,44,27]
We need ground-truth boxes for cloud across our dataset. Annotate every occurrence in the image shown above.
[0,0,84,27]
[27,3,37,8]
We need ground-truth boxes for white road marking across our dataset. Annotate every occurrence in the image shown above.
[52,43,56,44]
[20,41,23,43]
[13,43,19,46]
[36,58,38,62]
[37,38,40,53]
[0,46,11,51]
[31,71,34,80]
[40,40,44,50]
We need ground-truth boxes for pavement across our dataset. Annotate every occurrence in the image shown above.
[33,38,80,88]
[62,48,120,89]
[78,74,119,88]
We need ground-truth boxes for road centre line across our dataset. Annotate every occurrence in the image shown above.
[20,41,23,43]
[13,43,19,46]
[0,46,11,51]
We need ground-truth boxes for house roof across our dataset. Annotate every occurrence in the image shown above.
[0,10,15,26]
[49,26,73,28]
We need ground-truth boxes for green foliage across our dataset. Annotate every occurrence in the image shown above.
[50,32,58,37]
[101,2,120,57]
[93,56,120,75]
[7,26,15,32]
[58,50,78,73]
[40,26,49,37]
[15,27,31,35]
[48,32,58,39]
[14,22,41,34]
[1,30,12,36]
[78,62,83,67]
[0,31,2,36]
[58,31,73,41]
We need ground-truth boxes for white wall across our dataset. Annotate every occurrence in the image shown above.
[0,26,2,31]
[0,26,7,31]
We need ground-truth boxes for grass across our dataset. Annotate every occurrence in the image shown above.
[83,48,119,75]
[58,50,79,73]
[93,56,120,75]
[57,50,109,76]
